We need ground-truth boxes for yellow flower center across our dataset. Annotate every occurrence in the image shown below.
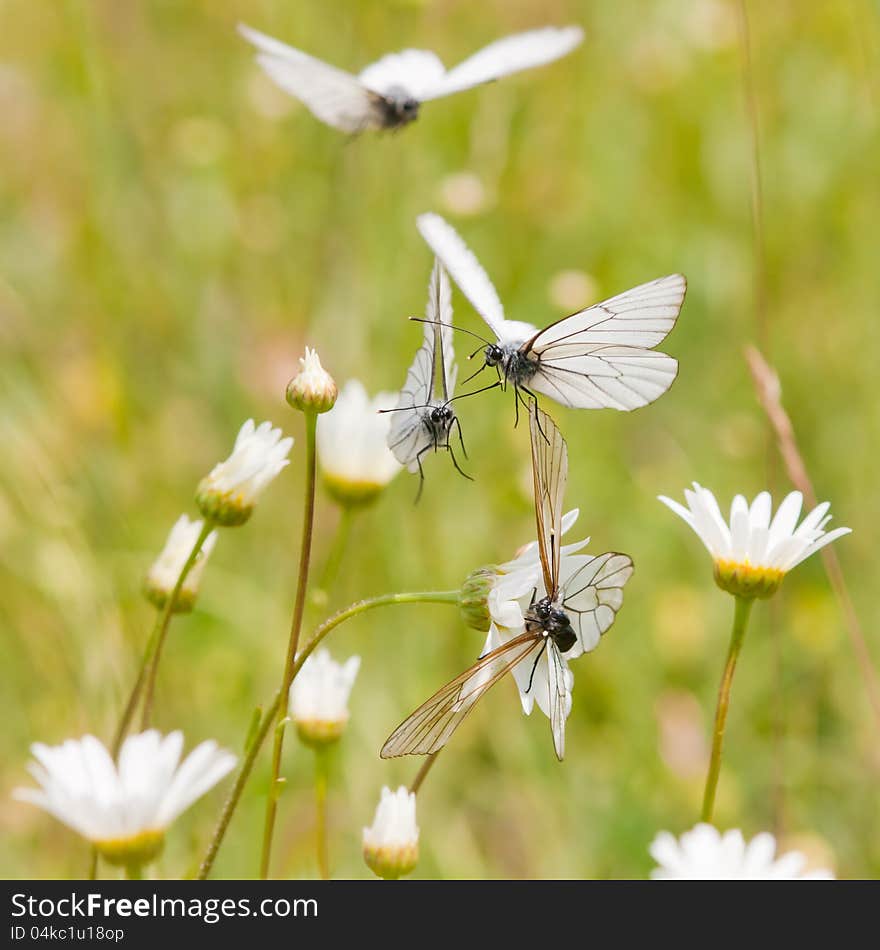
[713,558,785,599]
[322,474,386,508]
[94,829,165,868]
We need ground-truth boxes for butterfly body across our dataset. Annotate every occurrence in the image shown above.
[485,341,541,391]
[376,86,420,128]
[525,597,577,654]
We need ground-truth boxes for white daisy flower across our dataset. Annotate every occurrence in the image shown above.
[144,515,218,612]
[482,509,631,722]
[14,731,236,868]
[659,483,851,598]
[197,418,294,526]
[289,649,361,747]
[316,380,402,507]
[649,823,834,880]
[362,786,419,880]
[285,346,337,414]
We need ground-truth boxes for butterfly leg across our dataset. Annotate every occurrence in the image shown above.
[453,416,469,460]
[413,446,430,504]
[448,439,473,482]
[525,640,548,695]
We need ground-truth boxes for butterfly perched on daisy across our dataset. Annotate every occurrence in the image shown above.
[381,405,633,761]
[239,23,584,134]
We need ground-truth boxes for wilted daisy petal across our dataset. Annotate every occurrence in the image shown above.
[197,419,294,526]
[144,515,218,612]
[362,786,419,880]
[316,380,402,507]
[659,483,850,598]
[289,649,361,747]
[649,823,834,880]
[14,731,236,868]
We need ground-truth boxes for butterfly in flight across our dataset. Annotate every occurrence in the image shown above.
[416,212,687,418]
[238,24,584,134]
[385,260,469,498]
[380,404,633,761]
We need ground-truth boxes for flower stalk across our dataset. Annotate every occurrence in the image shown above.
[197,588,459,879]
[260,410,319,879]
[139,520,215,730]
[702,595,753,823]
[314,746,330,879]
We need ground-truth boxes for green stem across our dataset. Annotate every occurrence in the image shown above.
[702,595,754,823]
[139,520,215,730]
[196,588,460,880]
[87,849,98,880]
[409,751,440,795]
[314,747,330,880]
[261,412,319,879]
[111,609,164,757]
[124,864,143,880]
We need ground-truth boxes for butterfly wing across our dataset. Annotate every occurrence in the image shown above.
[426,259,457,400]
[419,26,585,101]
[239,24,383,133]
[358,49,447,100]
[529,404,568,600]
[524,274,686,410]
[561,552,634,654]
[380,632,543,757]
[546,643,573,761]
[416,213,508,340]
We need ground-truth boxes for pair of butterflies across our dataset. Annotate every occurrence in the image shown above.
[381,404,634,761]
[240,23,585,134]
[386,213,687,483]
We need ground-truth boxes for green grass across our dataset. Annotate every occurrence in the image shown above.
[1,0,878,879]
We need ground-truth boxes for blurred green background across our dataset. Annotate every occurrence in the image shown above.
[2,0,878,879]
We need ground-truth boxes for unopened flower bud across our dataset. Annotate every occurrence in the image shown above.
[363,786,419,880]
[286,347,337,414]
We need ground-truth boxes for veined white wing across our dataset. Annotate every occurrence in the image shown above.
[529,404,568,599]
[387,261,457,471]
[359,49,446,100]
[239,24,381,133]
[380,632,543,757]
[526,274,686,411]
[416,213,508,340]
[561,551,633,654]
[546,642,573,761]
[419,26,585,101]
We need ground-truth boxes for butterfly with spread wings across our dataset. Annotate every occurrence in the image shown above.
[381,405,633,761]
[416,213,687,417]
[239,24,584,134]
[385,261,469,497]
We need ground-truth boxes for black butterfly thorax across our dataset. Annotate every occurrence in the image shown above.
[524,596,577,654]
[377,86,420,128]
[421,402,455,447]
[485,342,540,388]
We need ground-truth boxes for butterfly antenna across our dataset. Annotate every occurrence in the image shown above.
[409,316,493,348]
[447,380,501,405]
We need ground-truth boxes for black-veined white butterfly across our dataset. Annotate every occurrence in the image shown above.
[380,404,633,761]
[417,212,687,416]
[385,261,469,497]
[239,24,584,134]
